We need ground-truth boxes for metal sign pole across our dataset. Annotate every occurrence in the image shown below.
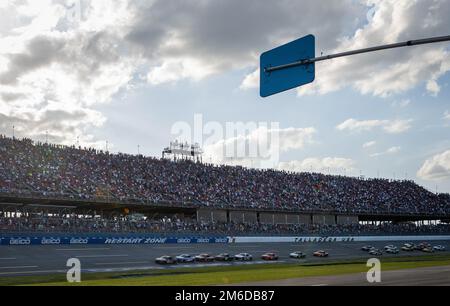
[265,35,450,73]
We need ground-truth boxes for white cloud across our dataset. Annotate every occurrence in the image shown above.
[240,68,259,90]
[370,146,401,158]
[278,157,356,174]
[444,111,450,121]
[203,126,316,168]
[127,0,365,85]
[336,118,412,134]
[363,141,376,149]
[296,0,450,97]
[0,1,137,146]
[417,150,450,180]
[426,80,440,96]
[391,99,411,108]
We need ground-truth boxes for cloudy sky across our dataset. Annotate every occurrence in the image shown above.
[0,0,450,193]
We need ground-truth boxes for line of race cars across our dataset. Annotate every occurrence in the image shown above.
[155,250,329,265]
[155,242,447,265]
[361,242,446,256]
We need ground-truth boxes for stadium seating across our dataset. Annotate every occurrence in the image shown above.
[0,135,449,216]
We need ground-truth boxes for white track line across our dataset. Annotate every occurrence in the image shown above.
[0,269,64,276]
[56,248,111,251]
[156,246,196,249]
[0,266,38,270]
[75,254,129,258]
[94,261,149,266]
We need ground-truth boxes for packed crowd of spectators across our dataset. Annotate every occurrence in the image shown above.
[1,212,449,236]
[1,135,450,215]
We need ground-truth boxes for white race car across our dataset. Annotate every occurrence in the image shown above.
[369,249,383,256]
[234,253,253,261]
[290,251,306,259]
[385,247,399,254]
[433,245,446,251]
[361,246,374,251]
[384,245,396,250]
[176,254,195,263]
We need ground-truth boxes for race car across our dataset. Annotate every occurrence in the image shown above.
[289,251,306,259]
[194,254,215,262]
[369,249,383,256]
[433,245,446,251]
[402,244,415,251]
[261,253,279,261]
[176,254,195,263]
[234,253,253,261]
[155,255,177,265]
[415,243,431,251]
[215,253,234,262]
[313,250,329,257]
[361,246,374,251]
[385,247,399,254]
[384,245,396,250]
[421,247,434,253]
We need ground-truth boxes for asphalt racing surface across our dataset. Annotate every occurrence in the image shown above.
[0,240,449,284]
[235,265,450,286]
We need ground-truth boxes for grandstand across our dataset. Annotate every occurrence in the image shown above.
[0,135,449,235]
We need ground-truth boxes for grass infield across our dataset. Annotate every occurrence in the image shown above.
[1,254,450,286]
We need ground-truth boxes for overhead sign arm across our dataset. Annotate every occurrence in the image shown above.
[265,35,450,73]
[261,35,450,97]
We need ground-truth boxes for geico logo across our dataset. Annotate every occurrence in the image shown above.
[9,238,31,245]
[215,238,228,243]
[197,238,210,243]
[177,238,192,244]
[70,238,89,244]
[41,238,61,245]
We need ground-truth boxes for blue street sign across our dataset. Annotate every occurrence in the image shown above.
[260,34,315,97]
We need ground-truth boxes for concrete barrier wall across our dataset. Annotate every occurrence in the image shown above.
[324,215,336,225]
[243,212,257,223]
[313,214,336,225]
[229,211,245,223]
[212,210,227,223]
[197,209,212,222]
[286,214,299,224]
[299,214,311,225]
[274,213,286,224]
[337,215,359,225]
[260,213,274,224]
[230,236,450,243]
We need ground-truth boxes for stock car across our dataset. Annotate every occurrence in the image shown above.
[215,253,234,262]
[176,254,195,263]
[369,249,383,256]
[313,250,329,257]
[433,245,446,251]
[289,251,306,259]
[155,256,177,265]
[261,253,279,261]
[402,244,415,251]
[194,254,215,262]
[361,246,374,251]
[422,247,435,253]
[385,247,399,254]
[415,243,431,251]
[384,245,396,250]
[234,253,253,261]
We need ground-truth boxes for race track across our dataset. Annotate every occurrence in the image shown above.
[0,240,449,281]
[234,265,450,286]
